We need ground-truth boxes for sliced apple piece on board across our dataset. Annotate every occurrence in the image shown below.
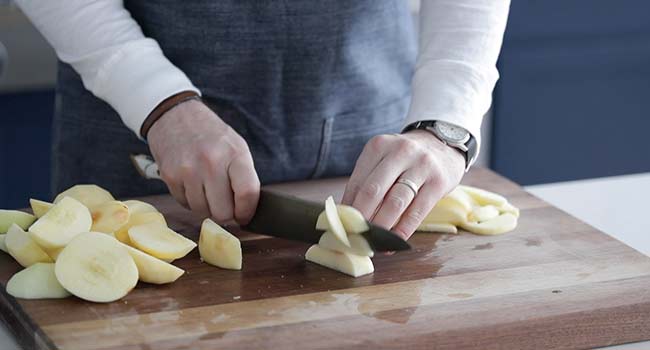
[128,222,196,261]
[124,200,158,215]
[114,212,166,245]
[91,201,130,234]
[324,196,350,247]
[0,210,36,233]
[416,222,458,234]
[444,187,476,213]
[468,205,500,223]
[53,184,114,210]
[29,199,54,219]
[120,243,184,284]
[0,235,6,253]
[199,219,242,270]
[498,202,520,218]
[458,185,507,207]
[459,213,518,235]
[43,246,63,261]
[315,204,369,234]
[305,245,374,277]
[55,233,138,303]
[28,197,92,250]
[424,199,469,226]
[6,224,53,267]
[7,263,71,299]
[318,231,374,257]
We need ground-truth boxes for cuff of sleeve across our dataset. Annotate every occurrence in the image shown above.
[84,39,201,139]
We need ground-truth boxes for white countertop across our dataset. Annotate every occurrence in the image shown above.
[1,172,649,349]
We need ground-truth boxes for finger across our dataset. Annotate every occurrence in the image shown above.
[342,135,392,205]
[351,156,409,220]
[184,178,211,218]
[229,154,260,225]
[204,167,235,224]
[164,179,189,210]
[392,181,445,240]
[371,169,425,229]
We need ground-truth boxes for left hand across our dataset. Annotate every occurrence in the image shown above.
[342,130,466,240]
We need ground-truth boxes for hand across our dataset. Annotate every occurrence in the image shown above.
[147,99,260,225]
[342,130,465,240]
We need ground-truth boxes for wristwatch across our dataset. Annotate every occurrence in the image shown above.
[402,120,477,172]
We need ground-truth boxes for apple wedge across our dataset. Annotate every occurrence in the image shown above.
[316,204,369,234]
[0,235,6,253]
[55,233,138,303]
[318,231,374,257]
[498,202,520,218]
[459,213,518,235]
[5,224,53,267]
[468,205,500,223]
[305,245,374,277]
[30,199,54,219]
[114,212,166,245]
[416,222,458,234]
[120,243,184,284]
[199,219,242,270]
[29,197,92,250]
[43,247,63,261]
[54,184,114,210]
[424,199,469,226]
[458,185,507,207]
[7,263,71,299]
[91,201,130,234]
[124,200,158,215]
[324,196,350,247]
[0,210,36,233]
[128,222,196,261]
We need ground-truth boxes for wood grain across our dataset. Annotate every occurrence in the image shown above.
[1,168,649,349]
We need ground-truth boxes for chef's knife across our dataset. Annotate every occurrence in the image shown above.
[130,154,411,252]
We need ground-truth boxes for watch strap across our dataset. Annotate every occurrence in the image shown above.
[140,90,201,139]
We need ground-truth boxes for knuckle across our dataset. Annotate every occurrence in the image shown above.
[385,194,407,211]
[368,135,390,152]
[402,208,426,228]
[359,182,382,199]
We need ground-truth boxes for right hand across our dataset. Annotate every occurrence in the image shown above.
[147,99,260,225]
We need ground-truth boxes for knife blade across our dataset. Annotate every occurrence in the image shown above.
[130,154,411,252]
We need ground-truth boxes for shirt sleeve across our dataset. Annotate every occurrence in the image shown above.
[406,0,511,160]
[15,0,201,138]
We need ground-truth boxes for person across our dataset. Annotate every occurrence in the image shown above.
[16,0,510,240]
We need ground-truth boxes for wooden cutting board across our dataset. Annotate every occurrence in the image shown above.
[1,168,649,350]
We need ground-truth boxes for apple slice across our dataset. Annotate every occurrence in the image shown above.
[324,196,350,247]
[459,213,518,235]
[7,263,71,299]
[458,185,507,207]
[445,187,476,212]
[124,200,158,215]
[416,222,458,234]
[199,219,242,270]
[128,222,197,261]
[5,224,53,267]
[120,243,184,284]
[498,202,520,218]
[91,201,130,234]
[54,184,114,210]
[424,199,469,226]
[43,246,63,261]
[305,245,374,277]
[29,199,54,219]
[318,231,374,257]
[28,197,92,250]
[468,205,500,223]
[0,210,36,233]
[115,212,166,245]
[55,233,138,303]
[0,235,6,253]
[316,205,369,234]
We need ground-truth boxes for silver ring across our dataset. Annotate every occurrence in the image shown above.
[396,178,419,197]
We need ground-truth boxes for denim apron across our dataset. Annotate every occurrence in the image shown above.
[52,1,416,198]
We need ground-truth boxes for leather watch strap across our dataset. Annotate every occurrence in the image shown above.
[140,90,201,139]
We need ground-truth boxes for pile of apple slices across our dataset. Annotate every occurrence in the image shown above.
[417,185,520,235]
[0,184,196,303]
[306,197,375,278]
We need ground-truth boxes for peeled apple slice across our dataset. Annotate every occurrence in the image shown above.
[0,235,6,253]
[499,202,520,218]
[28,197,92,250]
[120,243,184,284]
[5,224,53,267]
[115,212,166,245]
[458,185,507,207]
[55,233,138,303]
[444,187,476,213]
[324,196,350,247]
[316,205,369,234]
[198,219,242,270]
[43,247,63,261]
[318,231,374,257]
[53,184,114,210]
[7,263,71,299]
[305,245,374,277]
[91,201,130,234]
[468,205,500,223]
[0,210,36,233]
[30,199,54,219]
[128,222,197,261]
[124,200,158,215]
[459,213,518,235]
[416,222,458,234]
[424,199,468,226]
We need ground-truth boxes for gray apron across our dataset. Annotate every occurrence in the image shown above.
[52,1,416,199]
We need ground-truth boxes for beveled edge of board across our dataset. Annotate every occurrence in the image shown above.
[0,284,56,350]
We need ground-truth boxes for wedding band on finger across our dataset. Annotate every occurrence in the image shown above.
[395,178,419,197]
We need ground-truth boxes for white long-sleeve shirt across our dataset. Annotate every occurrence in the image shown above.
[16,0,510,157]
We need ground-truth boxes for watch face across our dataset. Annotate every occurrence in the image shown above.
[434,121,470,144]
